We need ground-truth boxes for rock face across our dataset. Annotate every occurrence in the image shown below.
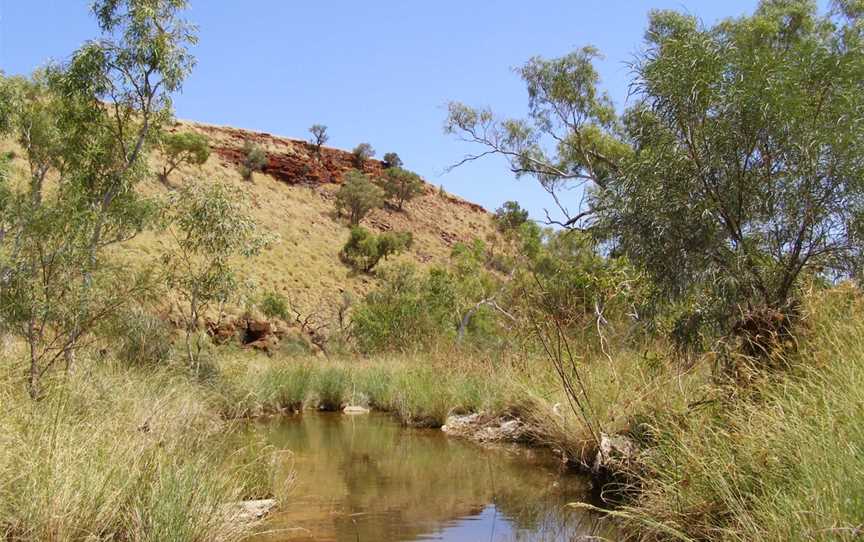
[206,315,317,355]
[592,433,637,474]
[171,120,487,214]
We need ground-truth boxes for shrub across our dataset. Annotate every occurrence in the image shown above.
[382,167,423,210]
[335,170,384,225]
[351,142,375,168]
[240,141,267,180]
[340,226,412,273]
[351,263,457,353]
[259,289,291,321]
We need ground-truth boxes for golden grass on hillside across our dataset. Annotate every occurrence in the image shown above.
[130,122,494,316]
[2,120,495,319]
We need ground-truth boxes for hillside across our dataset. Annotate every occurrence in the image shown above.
[124,120,494,317]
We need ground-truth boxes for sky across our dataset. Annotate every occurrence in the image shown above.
[0,0,825,221]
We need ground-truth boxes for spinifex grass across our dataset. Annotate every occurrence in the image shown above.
[623,285,864,541]
[0,359,285,542]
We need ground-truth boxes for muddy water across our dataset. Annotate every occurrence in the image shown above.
[247,412,616,542]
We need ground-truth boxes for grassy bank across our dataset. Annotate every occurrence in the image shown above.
[622,286,864,541]
[0,357,288,542]
[3,288,859,541]
[209,343,703,465]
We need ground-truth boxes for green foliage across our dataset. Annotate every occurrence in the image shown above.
[598,3,864,318]
[351,264,453,353]
[259,289,291,321]
[382,152,403,168]
[157,130,210,186]
[335,169,384,225]
[161,181,272,368]
[493,200,530,233]
[447,1,864,342]
[340,226,412,273]
[381,167,424,210]
[351,142,375,168]
[0,0,195,397]
[315,367,348,411]
[254,365,313,412]
[517,230,642,332]
[240,141,267,180]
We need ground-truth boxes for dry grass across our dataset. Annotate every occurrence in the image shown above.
[0,350,289,542]
[621,285,864,541]
[124,121,495,317]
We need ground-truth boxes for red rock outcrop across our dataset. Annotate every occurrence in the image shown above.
[170,121,488,214]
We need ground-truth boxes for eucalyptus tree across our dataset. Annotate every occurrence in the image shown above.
[382,167,423,210]
[0,0,196,397]
[335,170,384,225]
[161,182,272,371]
[446,1,864,330]
[157,131,210,187]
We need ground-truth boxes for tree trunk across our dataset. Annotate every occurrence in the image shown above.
[27,321,41,400]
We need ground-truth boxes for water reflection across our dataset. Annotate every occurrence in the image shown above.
[248,412,614,542]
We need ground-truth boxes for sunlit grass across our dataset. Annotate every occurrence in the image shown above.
[0,358,287,542]
[623,285,864,541]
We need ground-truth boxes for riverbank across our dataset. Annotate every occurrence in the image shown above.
[0,360,289,541]
[1,288,860,541]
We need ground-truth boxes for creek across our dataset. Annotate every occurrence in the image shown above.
[246,412,617,542]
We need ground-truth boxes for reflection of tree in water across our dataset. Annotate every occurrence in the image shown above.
[247,413,615,542]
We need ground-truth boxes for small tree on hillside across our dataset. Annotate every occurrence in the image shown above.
[240,141,267,181]
[309,124,328,157]
[335,170,384,225]
[382,167,423,210]
[382,152,403,169]
[351,142,375,169]
[493,201,529,233]
[161,181,272,371]
[157,131,210,187]
[340,227,413,273]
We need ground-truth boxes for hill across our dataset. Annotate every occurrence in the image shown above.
[124,120,494,317]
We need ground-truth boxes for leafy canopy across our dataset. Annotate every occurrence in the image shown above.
[335,170,384,225]
[340,226,412,273]
[0,0,196,397]
[381,167,423,210]
[351,143,375,169]
[158,130,210,186]
[447,0,864,324]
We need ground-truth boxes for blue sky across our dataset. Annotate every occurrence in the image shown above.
[0,1,822,220]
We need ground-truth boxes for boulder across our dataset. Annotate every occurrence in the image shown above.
[592,433,637,474]
[442,413,528,443]
[225,498,277,523]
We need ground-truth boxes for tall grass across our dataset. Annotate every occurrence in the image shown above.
[0,359,285,542]
[624,285,864,541]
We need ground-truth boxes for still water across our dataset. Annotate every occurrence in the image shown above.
[247,412,616,542]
